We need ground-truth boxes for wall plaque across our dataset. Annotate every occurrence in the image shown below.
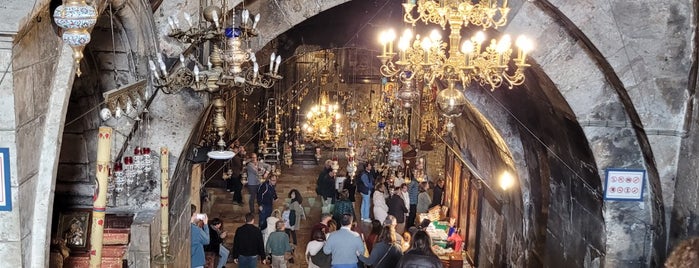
[604,168,645,201]
[0,148,11,211]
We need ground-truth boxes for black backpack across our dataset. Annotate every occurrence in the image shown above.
[288,208,297,227]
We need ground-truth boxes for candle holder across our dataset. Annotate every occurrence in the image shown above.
[154,147,175,265]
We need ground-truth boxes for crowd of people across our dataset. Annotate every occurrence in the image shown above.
[190,150,450,268]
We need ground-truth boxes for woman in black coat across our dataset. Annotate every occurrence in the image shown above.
[343,176,357,202]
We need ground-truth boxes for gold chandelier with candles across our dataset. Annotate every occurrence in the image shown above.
[303,92,342,142]
[402,0,510,31]
[379,0,534,90]
[378,0,534,132]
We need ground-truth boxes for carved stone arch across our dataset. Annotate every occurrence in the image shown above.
[506,0,667,266]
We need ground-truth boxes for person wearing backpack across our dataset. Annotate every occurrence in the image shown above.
[358,162,375,222]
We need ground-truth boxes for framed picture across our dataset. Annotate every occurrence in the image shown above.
[56,210,91,250]
[0,148,11,211]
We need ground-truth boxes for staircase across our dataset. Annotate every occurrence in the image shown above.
[293,148,319,166]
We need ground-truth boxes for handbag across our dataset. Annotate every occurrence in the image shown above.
[288,209,297,227]
[310,250,332,268]
[374,244,396,267]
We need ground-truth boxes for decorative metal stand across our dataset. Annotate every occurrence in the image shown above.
[154,147,174,265]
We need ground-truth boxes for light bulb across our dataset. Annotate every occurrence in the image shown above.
[496,34,511,53]
[473,31,486,44]
[429,29,441,41]
[387,28,397,42]
[516,35,533,53]
[421,37,432,51]
[461,41,474,54]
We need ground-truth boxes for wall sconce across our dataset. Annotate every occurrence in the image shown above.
[100,80,147,121]
[499,170,515,191]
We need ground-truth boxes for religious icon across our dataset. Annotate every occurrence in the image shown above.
[56,210,91,250]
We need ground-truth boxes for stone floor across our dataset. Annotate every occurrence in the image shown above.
[203,162,331,267]
[202,161,471,268]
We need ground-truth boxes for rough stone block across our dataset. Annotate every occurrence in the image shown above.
[0,240,22,267]
[31,60,57,116]
[11,22,39,71]
[56,164,89,183]
[12,67,34,126]
[58,133,88,164]
[130,211,155,252]
[0,51,14,129]
[127,251,152,268]
[16,116,43,183]
[18,175,36,238]
[94,51,131,72]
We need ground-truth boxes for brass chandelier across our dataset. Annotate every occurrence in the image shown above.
[150,1,283,95]
[302,92,342,142]
[378,0,534,131]
[402,0,510,31]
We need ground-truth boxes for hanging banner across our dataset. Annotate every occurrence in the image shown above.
[604,168,645,201]
[0,148,11,211]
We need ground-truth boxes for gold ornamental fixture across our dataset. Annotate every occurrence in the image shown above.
[207,97,235,160]
[151,1,283,94]
[378,27,533,91]
[403,0,510,31]
[303,92,342,142]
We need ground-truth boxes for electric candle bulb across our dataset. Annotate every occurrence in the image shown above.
[496,34,511,53]
[461,41,474,54]
[253,62,259,79]
[158,59,168,76]
[253,14,260,29]
[274,55,281,74]
[172,16,180,30]
[193,65,200,82]
[212,12,219,28]
[516,35,533,62]
[167,17,176,31]
[269,52,276,73]
[421,37,432,51]
[148,60,160,80]
[429,29,441,42]
[184,12,192,27]
[179,54,185,65]
[242,10,249,25]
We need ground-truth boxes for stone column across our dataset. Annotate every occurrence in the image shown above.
[89,127,112,267]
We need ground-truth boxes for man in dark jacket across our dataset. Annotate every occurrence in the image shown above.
[228,145,245,205]
[232,213,267,267]
[319,169,338,213]
[430,179,445,208]
[316,159,332,195]
[257,175,278,230]
[387,190,409,235]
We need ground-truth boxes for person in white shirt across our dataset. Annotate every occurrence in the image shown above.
[305,229,327,268]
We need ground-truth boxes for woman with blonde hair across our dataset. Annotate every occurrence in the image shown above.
[263,209,281,247]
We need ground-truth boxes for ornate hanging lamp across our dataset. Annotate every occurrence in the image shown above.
[53,0,97,77]
[436,79,467,131]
